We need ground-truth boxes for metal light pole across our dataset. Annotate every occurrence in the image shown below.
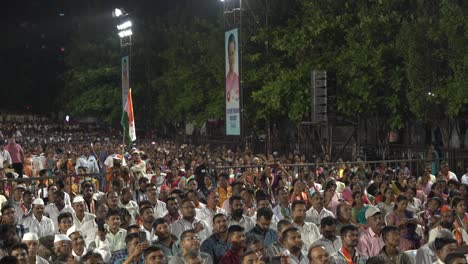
[113,8,133,108]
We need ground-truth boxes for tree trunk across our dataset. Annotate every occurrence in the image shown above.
[457,119,467,149]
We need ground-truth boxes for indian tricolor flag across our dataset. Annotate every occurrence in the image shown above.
[121,88,136,143]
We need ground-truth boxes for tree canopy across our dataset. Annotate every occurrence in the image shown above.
[60,0,467,134]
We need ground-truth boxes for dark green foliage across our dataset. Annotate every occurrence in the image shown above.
[61,0,467,131]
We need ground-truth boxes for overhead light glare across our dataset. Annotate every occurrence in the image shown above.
[117,21,132,30]
[113,8,123,17]
[118,29,133,38]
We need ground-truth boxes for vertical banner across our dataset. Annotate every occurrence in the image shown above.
[121,56,130,108]
[225,29,240,136]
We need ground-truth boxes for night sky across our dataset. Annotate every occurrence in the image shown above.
[2,0,125,114]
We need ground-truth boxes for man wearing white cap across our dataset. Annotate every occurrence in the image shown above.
[51,234,74,263]
[8,183,27,208]
[22,232,49,264]
[72,195,95,229]
[20,198,55,238]
[357,205,385,257]
[67,226,111,263]
[66,226,88,262]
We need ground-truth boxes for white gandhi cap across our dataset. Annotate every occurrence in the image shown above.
[32,198,45,205]
[23,232,39,241]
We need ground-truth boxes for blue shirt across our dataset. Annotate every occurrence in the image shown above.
[246,225,278,247]
[200,233,231,263]
[109,248,128,264]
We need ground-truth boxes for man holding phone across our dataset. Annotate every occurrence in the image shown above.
[114,233,150,264]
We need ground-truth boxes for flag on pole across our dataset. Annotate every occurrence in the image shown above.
[121,88,136,143]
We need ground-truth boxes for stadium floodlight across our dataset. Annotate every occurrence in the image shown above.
[113,8,123,17]
[118,29,133,38]
[117,21,132,31]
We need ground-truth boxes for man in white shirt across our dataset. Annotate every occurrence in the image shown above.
[31,154,45,177]
[0,144,12,169]
[291,200,320,255]
[67,226,89,262]
[44,190,75,230]
[273,187,292,221]
[72,195,95,229]
[139,205,156,242]
[305,191,335,226]
[146,183,168,219]
[20,198,55,238]
[52,234,74,263]
[44,183,72,208]
[170,200,210,243]
[22,232,49,264]
[310,216,342,255]
[186,190,206,209]
[119,187,139,221]
[282,226,309,264]
[196,190,227,232]
[95,208,127,253]
[250,196,279,231]
[461,166,468,185]
[440,161,458,182]
[226,195,255,232]
[75,146,99,175]
[81,203,109,247]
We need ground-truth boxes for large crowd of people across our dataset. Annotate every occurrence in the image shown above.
[0,120,467,264]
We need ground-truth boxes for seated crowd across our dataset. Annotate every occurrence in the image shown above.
[0,127,467,264]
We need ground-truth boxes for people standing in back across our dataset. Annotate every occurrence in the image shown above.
[5,138,24,175]
[0,143,12,170]
[217,173,232,207]
[76,146,99,176]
